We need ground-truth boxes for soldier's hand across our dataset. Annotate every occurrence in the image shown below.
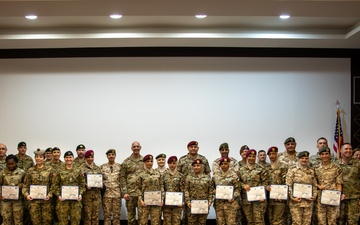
[123,194,130,201]
[59,196,65,202]
[45,196,51,201]
[187,202,191,208]
[26,195,33,201]
[139,200,146,207]
[293,197,301,202]
[77,195,82,201]
[228,199,234,203]
[243,185,250,191]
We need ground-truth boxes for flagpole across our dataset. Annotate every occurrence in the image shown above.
[335,100,341,159]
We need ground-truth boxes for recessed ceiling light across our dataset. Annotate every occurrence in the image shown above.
[25,15,38,20]
[279,14,290,19]
[110,14,123,19]
[195,15,207,19]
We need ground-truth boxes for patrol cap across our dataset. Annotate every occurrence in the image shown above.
[219,156,230,165]
[18,141,26,148]
[187,141,198,148]
[167,156,178,163]
[84,150,94,158]
[245,149,257,157]
[106,149,116,155]
[64,151,74,157]
[52,147,60,152]
[318,147,331,154]
[34,148,45,155]
[219,143,229,150]
[45,147,53,153]
[267,146,278,155]
[240,145,250,153]
[143,154,153,162]
[192,158,203,165]
[284,137,296,144]
[156,153,166,159]
[297,151,310,158]
[76,144,86,150]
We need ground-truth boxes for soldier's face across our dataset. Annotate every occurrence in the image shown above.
[192,164,202,173]
[85,155,94,164]
[6,159,17,171]
[247,154,256,164]
[353,150,360,161]
[0,144,7,157]
[18,146,27,155]
[35,154,45,165]
[299,156,309,166]
[240,150,248,159]
[52,150,61,160]
[268,152,278,162]
[76,148,85,158]
[219,148,229,158]
[285,142,296,152]
[157,158,165,167]
[107,153,116,163]
[144,159,153,169]
[45,152,52,160]
[188,145,199,156]
[320,152,331,163]
[316,139,328,150]
[220,161,229,172]
[64,155,74,165]
[340,144,352,159]
[258,152,266,162]
[168,161,177,170]
[131,142,141,156]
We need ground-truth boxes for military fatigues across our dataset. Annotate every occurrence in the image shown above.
[120,154,143,225]
[100,162,122,225]
[22,165,54,225]
[212,169,240,225]
[314,162,343,225]
[0,157,6,172]
[286,164,317,225]
[136,168,164,225]
[336,158,360,225]
[73,157,85,168]
[15,154,34,172]
[162,170,184,225]
[278,151,298,168]
[184,173,213,225]
[48,160,65,223]
[0,167,26,225]
[52,164,86,225]
[212,157,238,176]
[80,162,102,225]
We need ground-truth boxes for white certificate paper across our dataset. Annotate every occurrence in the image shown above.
[1,186,19,200]
[293,183,313,198]
[144,191,162,205]
[61,186,79,200]
[191,200,209,214]
[320,190,341,206]
[215,185,234,200]
[86,174,103,188]
[29,185,48,199]
[165,192,183,206]
[247,186,266,201]
[269,185,288,200]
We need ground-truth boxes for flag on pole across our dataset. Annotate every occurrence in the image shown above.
[333,109,343,159]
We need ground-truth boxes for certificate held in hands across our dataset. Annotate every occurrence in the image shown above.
[1,186,20,200]
[144,191,162,205]
[61,186,79,200]
[320,190,341,206]
[293,183,313,199]
[86,174,103,188]
[247,186,266,201]
[215,185,234,200]
[29,185,48,199]
[269,185,288,200]
[191,200,208,214]
[165,192,183,206]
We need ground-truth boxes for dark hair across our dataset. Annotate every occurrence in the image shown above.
[352,148,360,155]
[258,150,266,155]
[6,154,19,163]
[317,137,328,143]
[340,142,352,149]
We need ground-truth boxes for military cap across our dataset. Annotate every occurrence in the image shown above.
[192,158,203,165]
[187,141,198,148]
[219,143,229,150]
[143,154,153,162]
[318,147,331,154]
[106,149,116,155]
[18,141,26,148]
[84,150,94,158]
[34,148,45,155]
[267,146,278,155]
[76,144,86,150]
[156,153,166,159]
[167,156,178,163]
[52,147,60,151]
[245,149,257,157]
[240,145,250,152]
[219,156,230,165]
[297,151,310,158]
[64,151,74,157]
[284,137,296,144]
[45,147,53,153]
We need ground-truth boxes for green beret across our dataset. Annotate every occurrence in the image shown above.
[156,153,166,159]
[284,137,296,144]
[297,151,310,158]
[34,148,45,155]
[106,149,116,155]
[319,147,331,154]
[219,143,229,150]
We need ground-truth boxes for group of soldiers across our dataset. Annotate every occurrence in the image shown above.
[0,137,358,225]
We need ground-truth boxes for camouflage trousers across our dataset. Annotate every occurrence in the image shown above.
[56,200,82,225]
[1,200,23,225]
[268,203,286,225]
[82,191,101,225]
[338,199,360,225]
[214,199,239,225]
[138,205,161,225]
[102,197,122,225]
[187,207,207,225]
[316,202,339,225]
[243,201,267,225]
[163,205,182,225]
[29,200,54,225]
[289,203,313,225]
[125,196,139,225]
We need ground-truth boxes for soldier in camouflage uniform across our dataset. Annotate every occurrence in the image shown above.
[212,143,238,176]
[44,147,53,163]
[212,156,241,225]
[265,146,288,225]
[120,141,144,225]
[136,154,164,225]
[100,149,122,225]
[314,147,343,225]
[236,145,250,169]
[155,153,168,175]
[74,144,86,167]
[0,154,26,225]
[0,143,7,171]
[23,148,54,225]
[278,137,298,168]
[336,143,360,225]
[286,151,317,225]
[51,151,86,225]
[162,156,184,225]
[184,159,213,225]
[238,149,269,225]
[80,150,102,225]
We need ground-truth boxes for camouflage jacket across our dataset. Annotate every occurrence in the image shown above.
[100,162,122,198]
[136,168,164,202]
[23,165,54,198]
[178,153,211,176]
[163,170,184,193]
[15,154,34,172]
[212,169,241,199]
[212,156,238,176]
[51,164,86,197]
[79,162,102,195]
[278,151,298,168]
[120,154,144,196]
[184,173,213,204]
[335,158,360,199]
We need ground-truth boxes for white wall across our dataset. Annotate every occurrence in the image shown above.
[0,57,351,219]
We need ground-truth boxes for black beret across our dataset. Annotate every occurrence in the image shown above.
[45,147,52,153]
[106,149,116,155]
[18,141,26,148]
[219,143,229,150]
[298,151,310,158]
[156,154,166,159]
[64,151,74,157]
[284,137,296,144]
[76,144,85,150]
[319,147,331,154]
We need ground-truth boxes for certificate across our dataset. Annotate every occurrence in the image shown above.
[190,200,208,214]
[215,185,234,200]
[165,192,183,206]
[269,185,288,200]
[29,185,48,199]
[61,186,79,200]
[247,186,266,201]
[320,190,341,206]
[86,174,103,188]
[1,186,19,200]
[293,183,313,198]
[144,191,161,205]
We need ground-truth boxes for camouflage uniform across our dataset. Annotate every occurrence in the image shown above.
[314,162,343,225]
[0,157,6,171]
[80,162,102,225]
[162,170,184,225]
[286,163,317,225]
[120,154,143,225]
[48,160,65,223]
[238,163,269,225]
[100,162,122,225]
[136,168,164,225]
[155,167,168,176]
[278,151,298,168]
[0,167,26,225]
[51,164,86,225]
[15,154,34,172]
[212,169,240,225]
[184,173,213,225]
[212,156,237,176]
[22,164,54,225]
[73,157,85,168]
[336,158,360,225]
[309,153,336,168]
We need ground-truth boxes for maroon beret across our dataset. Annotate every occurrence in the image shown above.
[219,156,230,165]
[143,154,153,162]
[84,150,94,158]
[267,146,278,155]
[192,158,203,165]
[167,156,178,163]
[245,149,257,157]
[187,141,198,148]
